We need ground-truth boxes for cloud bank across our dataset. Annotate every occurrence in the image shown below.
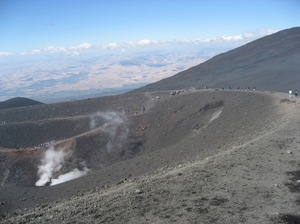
[0,51,14,56]
[0,28,277,57]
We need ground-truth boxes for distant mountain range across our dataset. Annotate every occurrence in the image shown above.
[0,97,43,110]
[133,27,300,93]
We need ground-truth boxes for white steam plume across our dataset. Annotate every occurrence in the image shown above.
[35,146,65,186]
[89,111,129,152]
[36,146,89,186]
[89,111,125,129]
[36,111,127,186]
[50,166,89,186]
[209,109,223,123]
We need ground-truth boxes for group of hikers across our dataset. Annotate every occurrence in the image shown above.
[204,86,256,91]
[203,86,298,98]
[289,90,298,97]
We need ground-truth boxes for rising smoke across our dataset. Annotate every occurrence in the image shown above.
[89,111,129,152]
[36,111,128,186]
[209,109,223,123]
[35,146,90,186]
[50,165,89,186]
[35,146,65,186]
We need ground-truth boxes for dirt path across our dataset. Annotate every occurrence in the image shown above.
[1,93,300,224]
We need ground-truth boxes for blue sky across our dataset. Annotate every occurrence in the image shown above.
[0,0,299,53]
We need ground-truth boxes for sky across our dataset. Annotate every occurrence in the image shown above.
[0,0,299,102]
[1,0,299,53]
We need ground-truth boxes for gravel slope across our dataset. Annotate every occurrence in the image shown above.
[0,91,299,223]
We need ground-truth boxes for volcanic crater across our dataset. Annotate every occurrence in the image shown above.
[0,89,299,223]
[1,90,278,188]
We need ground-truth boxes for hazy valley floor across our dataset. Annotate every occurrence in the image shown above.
[0,91,299,224]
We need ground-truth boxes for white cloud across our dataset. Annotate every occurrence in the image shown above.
[7,28,279,58]
[30,49,41,54]
[105,42,118,49]
[20,49,41,55]
[71,51,80,56]
[70,42,92,50]
[242,32,255,39]
[194,28,277,44]
[18,43,91,56]
[47,43,92,54]
[221,35,243,42]
[100,39,162,51]
[0,51,14,56]
[44,46,67,53]
[138,39,152,46]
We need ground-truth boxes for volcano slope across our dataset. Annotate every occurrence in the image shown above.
[0,90,299,223]
[132,27,300,93]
